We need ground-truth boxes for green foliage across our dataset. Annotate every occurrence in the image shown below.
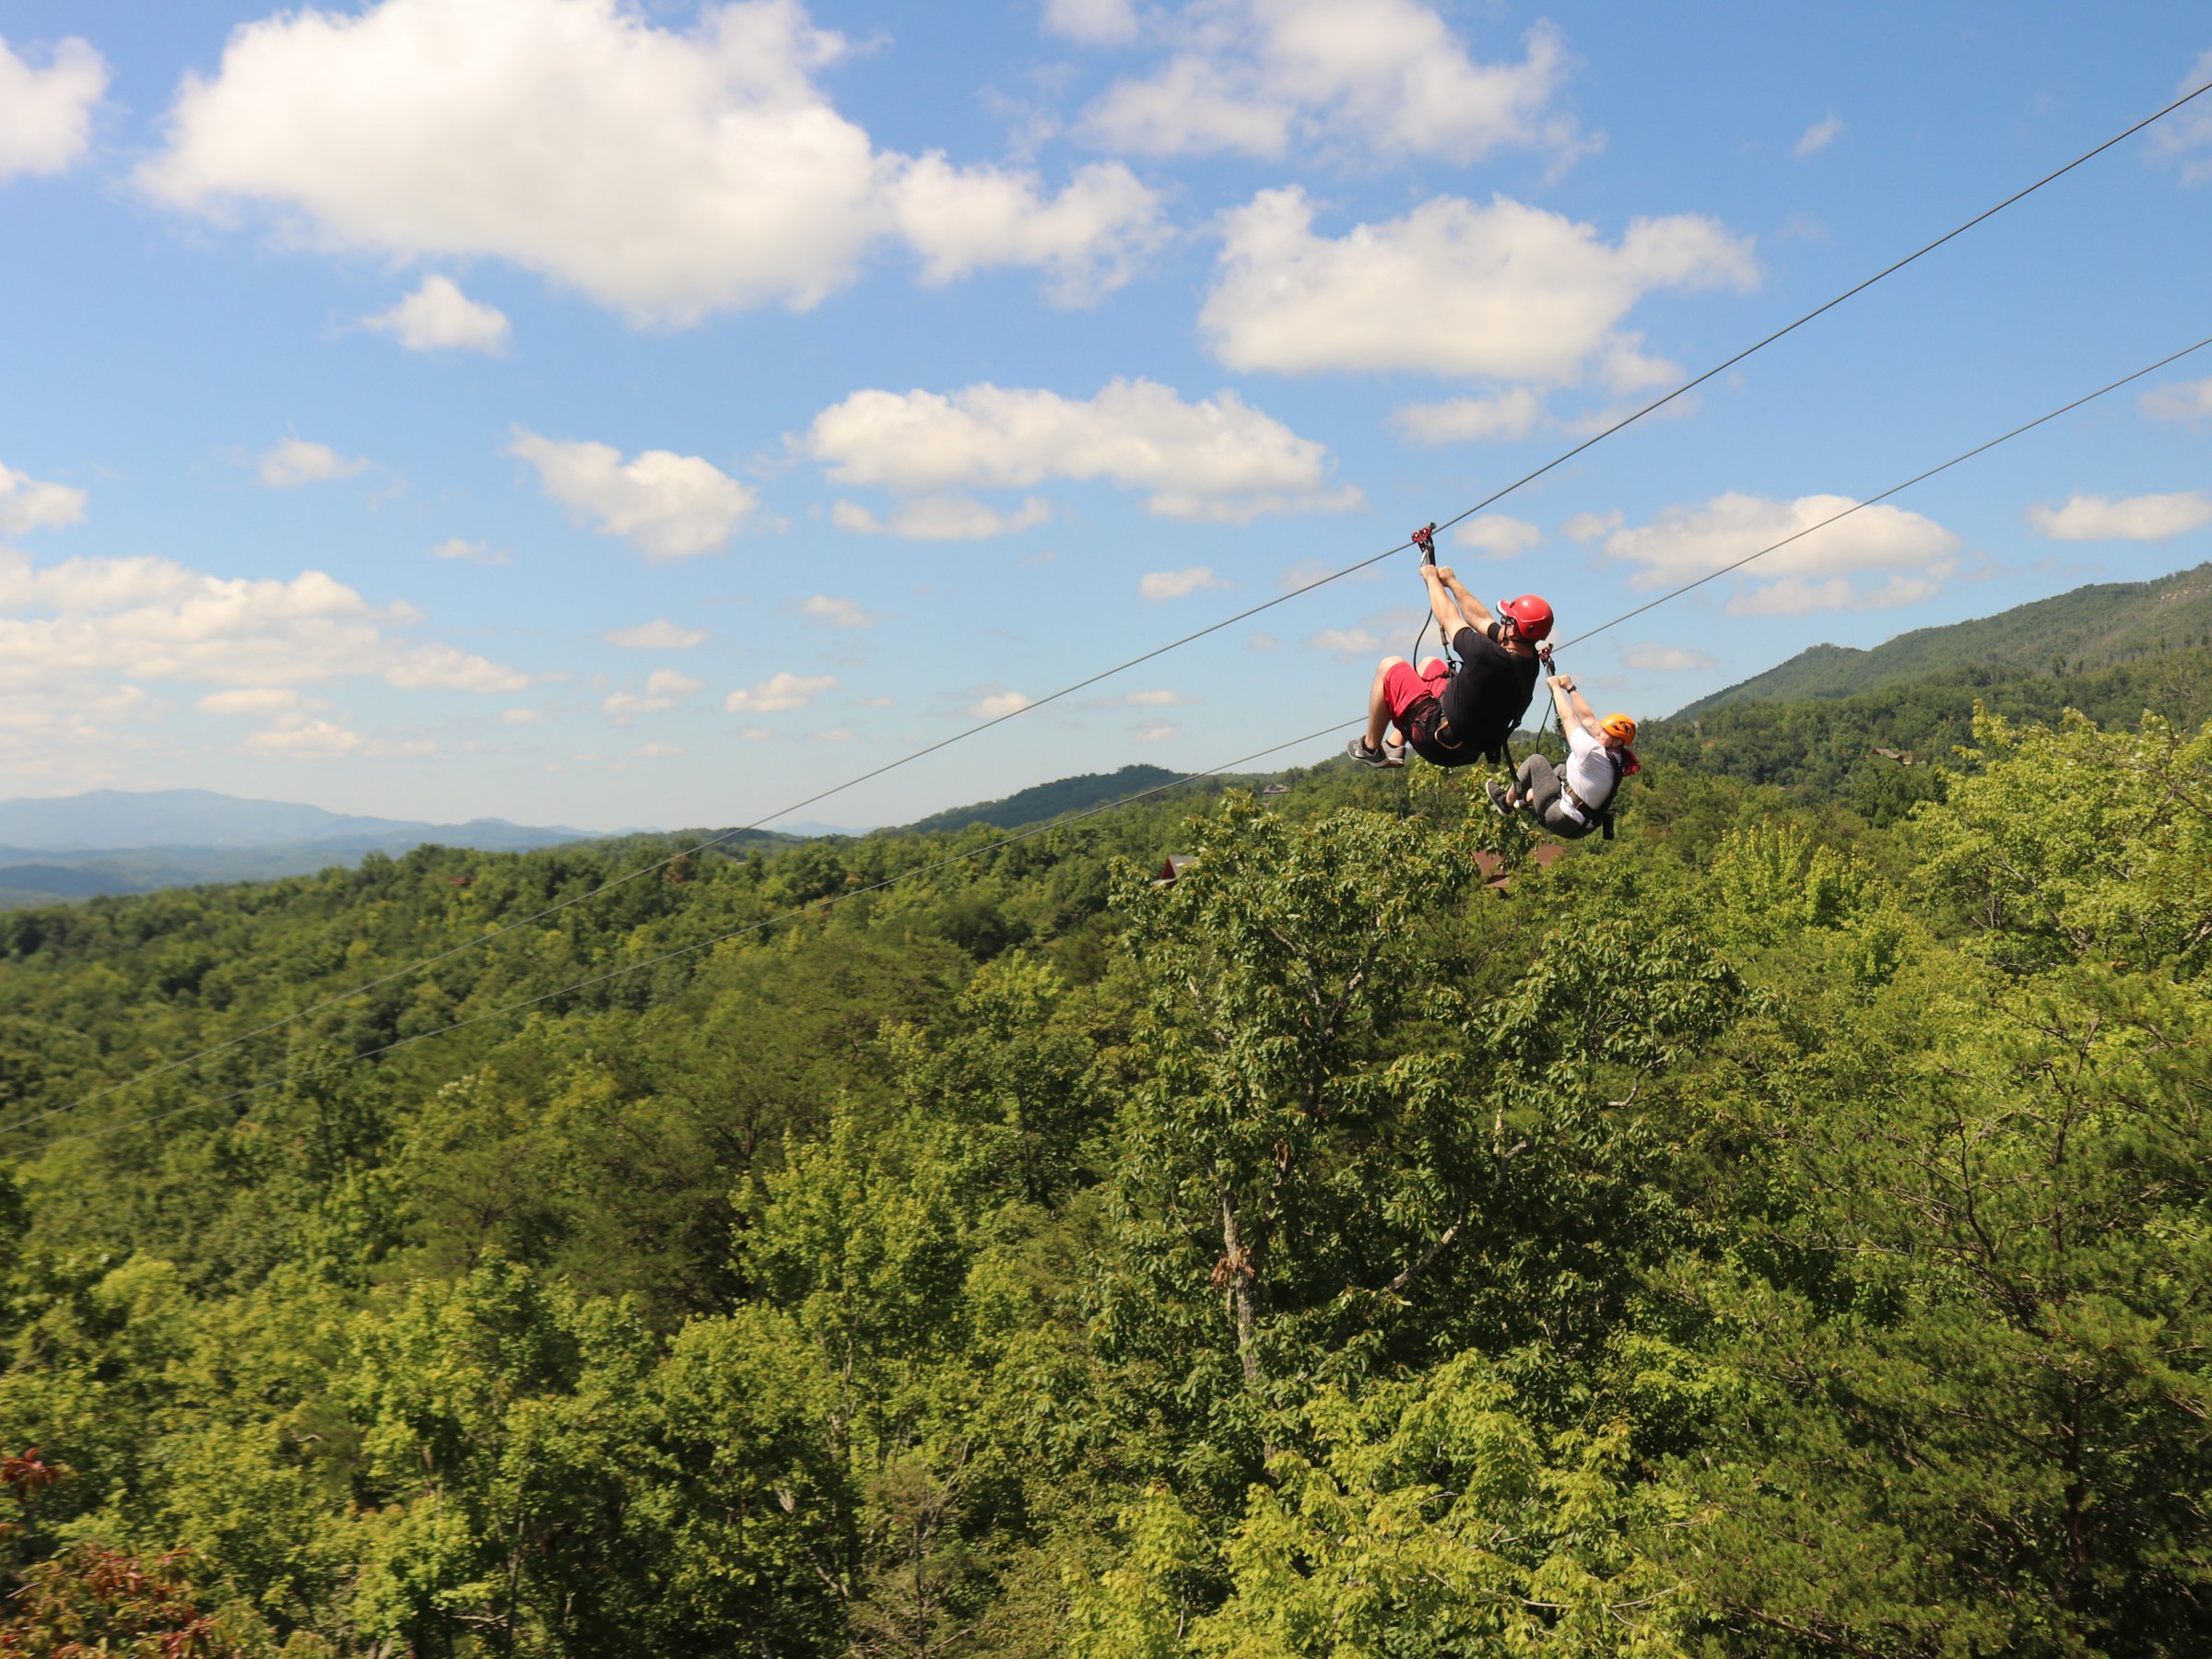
[0,706,2206,1654]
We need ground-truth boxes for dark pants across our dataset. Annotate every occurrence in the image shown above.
[1516,755,1594,839]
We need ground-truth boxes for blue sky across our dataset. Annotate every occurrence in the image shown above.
[0,0,2206,831]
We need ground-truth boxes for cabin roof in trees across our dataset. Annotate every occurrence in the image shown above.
[1155,853,1197,886]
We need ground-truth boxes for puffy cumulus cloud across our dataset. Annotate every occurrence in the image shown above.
[1076,2,1584,168]
[2151,51,2212,187]
[1310,627,1382,657]
[804,378,1358,522]
[831,494,1053,542]
[1201,189,1757,383]
[140,0,1164,323]
[725,670,835,712]
[1132,720,1180,742]
[1598,491,1961,616]
[0,547,529,699]
[1391,389,1547,445]
[1139,565,1229,600]
[0,463,88,535]
[893,156,1167,306]
[605,618,707,649]
[509,430,758,559]
[2027,490,2212,543]
[1620,642,1716,673]
[970,688,1032,718]
[0,35,107,181]
[2141,376,2212,422]
[244,716,436,760]
[1043,0,1141,46]
[1450,514,1541,559]
[500,707,546,724]
[1560,509,1621,543]
[363,274,512,354]
[1794,112,1843,159]
[198,687,322,715]
[429,536,509,565]
[797,594,878,628]
[605,666,706,714]
[638,741,684,757]
[386,642,534,692]
[260,437,370,488]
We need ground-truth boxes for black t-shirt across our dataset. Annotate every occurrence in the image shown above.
[1440,623,1539,752]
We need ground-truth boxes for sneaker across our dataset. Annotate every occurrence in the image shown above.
[1382,739,1407,767]
[1484,780,1512,817]
[1346,736,1393,770]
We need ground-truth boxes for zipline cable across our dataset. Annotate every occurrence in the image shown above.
[26,721,1361,1147]
[34,75,2211,1124]
[30,325,2212,1148]
[1550,333,2212,654]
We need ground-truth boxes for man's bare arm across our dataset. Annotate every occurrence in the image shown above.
[1549,675,1605,740]
[1428,566,1495,640]
[1421,565,1473,639]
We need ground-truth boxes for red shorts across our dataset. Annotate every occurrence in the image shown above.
[1382,658,1451,728]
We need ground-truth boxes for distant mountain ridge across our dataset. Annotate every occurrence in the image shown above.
[1677,562,2212,716]
[0,789,603,908]
[0,788,593,853]
[895,765,1188,836]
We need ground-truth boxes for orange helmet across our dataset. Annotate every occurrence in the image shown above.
[1601,713,1638,744]
[1497,594,1554,641]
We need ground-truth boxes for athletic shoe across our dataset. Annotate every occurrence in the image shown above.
[1484,780,1511,816]
[1382,739,1406,766]
[1346,736,1393,770]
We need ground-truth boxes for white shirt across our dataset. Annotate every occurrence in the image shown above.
[1558,724,1621,825]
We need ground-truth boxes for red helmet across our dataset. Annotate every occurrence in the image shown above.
[1497,594,1554,642]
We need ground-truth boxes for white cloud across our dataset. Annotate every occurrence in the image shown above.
[804,378,1358,522]
[1794,112,1843,159]
[605,618,708,648]
[604,666,705,715]
[363,274,512,354]
[831,494,1053,541]
[1121,688,1187,706]
[500,707,546,723]
[2026,490,2212,543]
[1042,0,1140,46]
[246,718,362,759]
[1132,720,1179,743]
[259,437,370,488]
[2141,376,2212,422]
[726,670,835,712]
[1139,565,1229,600]
[1599,491,1961,615]
[245,716,435,760]
[894,156,1168,306]
[1560,509,1621,543]
[2151,51,2212,187]
[1247,631,1279,650]
[638,741,683,757]
[509,429,758,559]
[1309,627,1382,657]
[429,536,510,565]
[0,35,107,181]
[735,725,771,740]
[1391,389,1547,445]
[797,594,878,628]
[1076,3,1585,168]
[970,688,1032,718]
[1451,514,1541,559]
[197,686,320,715]
[810,727,855,742]
[1620,642,1715,673]
[0,463,88,534]
[0,547,529,692]
[140,0,1164,323]
[1201,188,1758,382]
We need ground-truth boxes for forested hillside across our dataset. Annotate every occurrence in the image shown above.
[0,700,2206,1657]
[1677,559,2212,712]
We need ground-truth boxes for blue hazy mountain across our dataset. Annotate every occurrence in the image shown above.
[0,789,601,906]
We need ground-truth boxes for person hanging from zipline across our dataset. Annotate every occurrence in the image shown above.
[1347,551,1552,771]
[1487,673,1639,839]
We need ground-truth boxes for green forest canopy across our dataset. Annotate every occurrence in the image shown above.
[0,686,2206,1655]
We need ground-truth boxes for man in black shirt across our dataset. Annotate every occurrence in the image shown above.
[1347,563,1550,770]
